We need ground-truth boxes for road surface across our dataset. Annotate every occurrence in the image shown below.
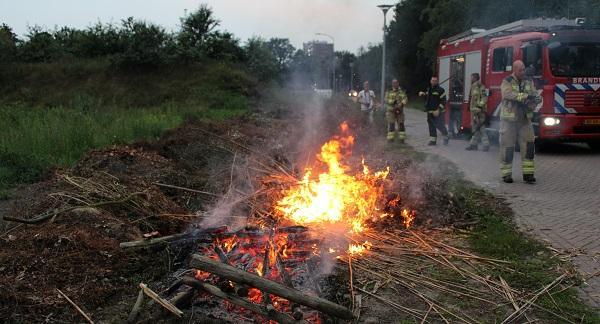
[404,107,600,308]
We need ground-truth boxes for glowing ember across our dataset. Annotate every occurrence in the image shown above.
[402,208,416,228]
[276,122,390,233]
[348,241,372,256]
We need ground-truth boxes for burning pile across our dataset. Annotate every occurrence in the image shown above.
[159,122,416,322]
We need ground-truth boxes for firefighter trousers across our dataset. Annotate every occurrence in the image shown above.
[386,109,405,141]
[427,112,448,143]
[469,111,489,147]
[499,119,535,177]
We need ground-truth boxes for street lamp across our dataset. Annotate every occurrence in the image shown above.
[377,4,394,109]
[315,32,335,93]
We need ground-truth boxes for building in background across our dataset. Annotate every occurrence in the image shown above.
[303,40,334,90]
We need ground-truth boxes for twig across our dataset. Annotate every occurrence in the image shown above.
[127,289,145,323]
[56,289,94,324]
[502,274,569,324]
[349,252,355,313]
[139,283,183,318]
[355,287,425,318]
[3,192,146,224]
[154,183,221,197]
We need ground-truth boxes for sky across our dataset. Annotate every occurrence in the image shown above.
[0,0,391,52]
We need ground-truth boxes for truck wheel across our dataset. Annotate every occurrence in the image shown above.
[535,139,547,152]
[588,142,600,152]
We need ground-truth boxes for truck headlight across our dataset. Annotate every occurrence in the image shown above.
[543,117,560,126]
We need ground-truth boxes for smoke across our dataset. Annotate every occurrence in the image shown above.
[197,154,256,231]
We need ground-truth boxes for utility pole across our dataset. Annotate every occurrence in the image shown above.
[349,62,354,92]
[377,4,394,109]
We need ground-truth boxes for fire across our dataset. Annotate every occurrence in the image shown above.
[402,208,415,228]
[348,241,372,256]
[276,122,389,233]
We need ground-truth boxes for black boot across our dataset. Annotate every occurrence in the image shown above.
[482,146,490,152]
[428,141,436,146]
[523,174,536,184]
[503,175,514,183]
[465,145,477,151]
[443,137,449,146]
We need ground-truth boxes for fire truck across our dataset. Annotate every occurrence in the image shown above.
[437,18,600,149]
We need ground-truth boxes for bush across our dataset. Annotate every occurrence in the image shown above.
[112,17,172,68]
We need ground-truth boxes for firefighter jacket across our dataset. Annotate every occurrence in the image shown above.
[386,88,408,114]
[469,81,487,113]
[500,75,541,122]
[424,85,447,113]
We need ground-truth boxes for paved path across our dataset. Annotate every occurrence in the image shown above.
[404,108,600,308]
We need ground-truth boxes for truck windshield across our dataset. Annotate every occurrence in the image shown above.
[549,42,600,77]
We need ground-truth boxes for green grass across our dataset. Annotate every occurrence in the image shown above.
[0,102,247,189]
[0,59,256,190]
[452,184,600,323]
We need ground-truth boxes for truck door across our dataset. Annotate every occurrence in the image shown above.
[487,45,514,121]
[521,40,545,135]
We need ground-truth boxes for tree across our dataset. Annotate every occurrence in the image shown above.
[17,25,62,62]
[178,4,220,60]
[266,38,295,73]
[244,37,278,82]
[114,17,171,68]
[0,23,18,62]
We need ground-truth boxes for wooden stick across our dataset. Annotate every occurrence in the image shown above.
[119,232,192,249]
[190,254,353,320]
[56,289,94,324]
[4,192,145,224]
[139,283,183,318]
[501,273,568,324]
[154,182,221,197]
[349,253,355,313]
[127,289,145,323]
[180,277,303,324]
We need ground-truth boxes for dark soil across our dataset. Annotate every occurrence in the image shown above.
[0,95,471,323]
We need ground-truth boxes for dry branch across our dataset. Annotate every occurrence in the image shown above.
[190,254,353,320]
[56,289,94,324]
[180,277,304,324]
[139,283,183,318]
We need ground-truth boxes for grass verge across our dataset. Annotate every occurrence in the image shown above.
[0,103,247,190]
[452,183,599,322]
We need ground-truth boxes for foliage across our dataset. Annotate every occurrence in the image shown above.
[355,0,600,94]
[0,23,17,62]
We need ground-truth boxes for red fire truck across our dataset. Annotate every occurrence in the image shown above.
[437,18,600,149]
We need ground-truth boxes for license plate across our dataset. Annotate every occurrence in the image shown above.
[584,119,600,125]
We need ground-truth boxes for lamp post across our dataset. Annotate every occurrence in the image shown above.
[377,4,394,109]
[315,32,335,92]
[349,62,354,92]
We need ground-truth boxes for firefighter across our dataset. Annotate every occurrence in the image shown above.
[499,60,542,184]
[385,79,408,143]
[466,73,490,151]
[419,77,449,146]
[357,81,376,125]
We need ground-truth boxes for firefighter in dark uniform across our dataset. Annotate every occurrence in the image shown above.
[419,77,449,145]
[499,60,541,184]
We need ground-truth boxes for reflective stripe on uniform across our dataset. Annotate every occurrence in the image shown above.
[522,160,535,175]
[387,132,396,140]
[398,132,406,140]
[501,163,512,176]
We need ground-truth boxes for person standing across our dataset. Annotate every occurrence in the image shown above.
[385,79,408,143]
[499,60,541,184]
[357,81,376,125]
[466,73,490,151]
[419,77,449,146]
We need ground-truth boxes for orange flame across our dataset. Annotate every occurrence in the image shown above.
[348,241,372,256]
[276,122,389,233]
